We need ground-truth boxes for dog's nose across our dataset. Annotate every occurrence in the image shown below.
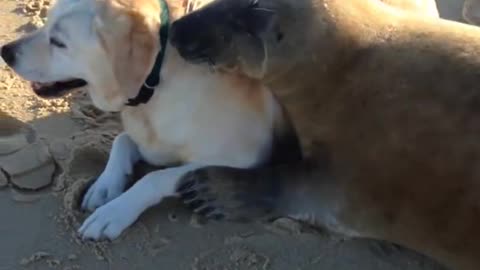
[1,44,16,66]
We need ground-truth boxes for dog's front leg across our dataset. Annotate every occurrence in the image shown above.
[81,132,141,211]
[78,163,203,240]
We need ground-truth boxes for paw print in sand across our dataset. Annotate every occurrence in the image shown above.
[0,110,56,190]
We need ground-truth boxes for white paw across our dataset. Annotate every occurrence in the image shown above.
[81,172,128,212]
[78,196,139,240]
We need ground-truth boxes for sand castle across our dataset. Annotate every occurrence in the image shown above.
[0,109,55,190]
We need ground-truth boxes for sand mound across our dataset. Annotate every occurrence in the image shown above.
[0,110,57,190]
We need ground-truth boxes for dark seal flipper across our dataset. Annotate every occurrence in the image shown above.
[176,159,336,223]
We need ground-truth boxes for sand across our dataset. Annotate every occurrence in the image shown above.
[0,1,469,269]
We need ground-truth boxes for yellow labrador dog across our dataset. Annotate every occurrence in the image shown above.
[0,0,301,240]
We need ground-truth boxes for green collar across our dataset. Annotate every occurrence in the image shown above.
[126,0,170,106]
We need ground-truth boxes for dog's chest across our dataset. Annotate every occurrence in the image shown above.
[121,107,186,165]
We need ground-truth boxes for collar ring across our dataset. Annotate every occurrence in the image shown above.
[143,81,157,89]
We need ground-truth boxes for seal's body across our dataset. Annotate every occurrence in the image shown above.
[171,0,480,269]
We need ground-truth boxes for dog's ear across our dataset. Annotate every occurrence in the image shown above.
[93,0,160,98]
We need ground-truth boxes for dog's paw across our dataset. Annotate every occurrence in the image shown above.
[177,166,279,222]
[81,172,128,211]
[78,196,139,240]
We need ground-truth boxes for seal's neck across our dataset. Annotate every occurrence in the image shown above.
[263,0,398,89]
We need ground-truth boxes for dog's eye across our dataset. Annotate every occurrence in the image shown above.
[50,37,66,48]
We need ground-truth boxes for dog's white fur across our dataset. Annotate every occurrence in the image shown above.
[2,0,297,240]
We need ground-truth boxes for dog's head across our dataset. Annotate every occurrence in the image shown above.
[1,0,163,112]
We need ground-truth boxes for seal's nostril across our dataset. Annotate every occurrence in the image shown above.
[1,45,16,66]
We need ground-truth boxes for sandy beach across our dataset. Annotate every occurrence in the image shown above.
[0,1,469,269]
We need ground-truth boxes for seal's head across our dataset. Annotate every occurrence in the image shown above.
[170,0,278,79]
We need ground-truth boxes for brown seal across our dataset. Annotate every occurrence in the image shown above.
[171,0,480,269]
